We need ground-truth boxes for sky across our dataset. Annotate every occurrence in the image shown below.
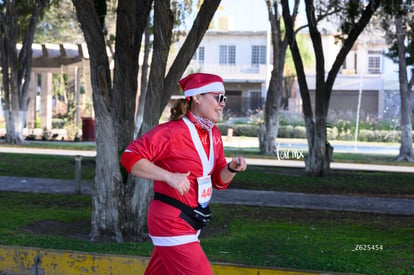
[207,0,307,32]
[184,0,270,32]
[215,0,269,31]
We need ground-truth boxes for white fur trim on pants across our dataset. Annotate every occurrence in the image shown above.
[149,230,201,247]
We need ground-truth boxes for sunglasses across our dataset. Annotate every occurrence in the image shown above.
[206,93,227,103]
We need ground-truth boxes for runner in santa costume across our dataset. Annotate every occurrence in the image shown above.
[121,73,247,274]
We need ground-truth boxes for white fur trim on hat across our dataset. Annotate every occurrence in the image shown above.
[183,82,225,97]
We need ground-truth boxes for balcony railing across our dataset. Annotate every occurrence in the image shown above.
[186,63,268,81]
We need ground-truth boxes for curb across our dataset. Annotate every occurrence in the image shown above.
[0,245,346,275]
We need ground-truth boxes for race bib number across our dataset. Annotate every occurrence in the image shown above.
[197,175,212,207]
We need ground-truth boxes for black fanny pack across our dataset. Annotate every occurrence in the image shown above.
[153,192,211,230]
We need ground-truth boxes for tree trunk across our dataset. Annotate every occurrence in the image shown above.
[395,16,414,162]
[259,115,279,154]
[259,0,289,155]
[304,116,333,176]
[73,0,219,242]
[139,0,174,136]
[121,176,153,241]
[91,107,124,242]
[4,110,26,143]
[74,0,153,242]
[260,70,282,154]
[136,0,222,136]
[1,0,47,144]
[119,0,168,241]
[112,0,150,150]
[282,0,380,176]
[134,17,151,137]
[74,0,114,242]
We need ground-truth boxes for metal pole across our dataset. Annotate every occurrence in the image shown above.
[354,33,366,151]
[75,66,81,127]
[74,155,82,194]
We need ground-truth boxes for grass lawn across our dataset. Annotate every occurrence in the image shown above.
[0,192,412,275]
[0,142,413,274]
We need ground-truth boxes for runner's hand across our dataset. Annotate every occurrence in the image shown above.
[229,156,247,172]
[167,171,191,196]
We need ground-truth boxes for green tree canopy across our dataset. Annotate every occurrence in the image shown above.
[35,0,84,43]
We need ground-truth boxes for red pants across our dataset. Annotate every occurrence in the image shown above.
[144,242,212,275]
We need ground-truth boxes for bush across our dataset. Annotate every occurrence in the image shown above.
[279,112,304,127]
[217,119,412,143]
[327,127,339,140]
[358,130,401,143]
[359,130,376,142]
[334,119,355,134]
[292,126,306,139]
[216,124,260,137]
[278,125,294,138]
[234,125,260,136]
[337,129,354,141]
[381,130,400,142]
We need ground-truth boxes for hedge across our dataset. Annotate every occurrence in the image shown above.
[217,123,411,143]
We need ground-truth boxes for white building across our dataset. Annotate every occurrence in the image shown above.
[176,24,409,121]
[307,28,410,120]
[174,0,411,121]
[181,30,269,116]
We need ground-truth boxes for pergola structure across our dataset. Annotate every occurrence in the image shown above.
[25,43,92,130]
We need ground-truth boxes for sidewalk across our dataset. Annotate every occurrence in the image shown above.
[1,174,413,215]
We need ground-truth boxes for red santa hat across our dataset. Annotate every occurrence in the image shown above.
[179,73,225,97]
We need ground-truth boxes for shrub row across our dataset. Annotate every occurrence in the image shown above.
[216,124,260,137]
[217,123,411,143]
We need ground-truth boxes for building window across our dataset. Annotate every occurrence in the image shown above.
[198,47,205,63]
[354,53,358,73]
[368,50,382,74]
[249,91,263,110]
[192,46,205,64]
[219,45,236,64]
[251,45,266,66]
[250,91,261,98]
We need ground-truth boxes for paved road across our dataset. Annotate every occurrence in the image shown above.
[0,176,413,215]
[1,141,413,215]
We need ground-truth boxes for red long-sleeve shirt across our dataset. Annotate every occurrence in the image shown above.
[120,114,230,209]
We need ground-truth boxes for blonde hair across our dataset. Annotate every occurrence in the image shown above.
[170,98,190,120]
